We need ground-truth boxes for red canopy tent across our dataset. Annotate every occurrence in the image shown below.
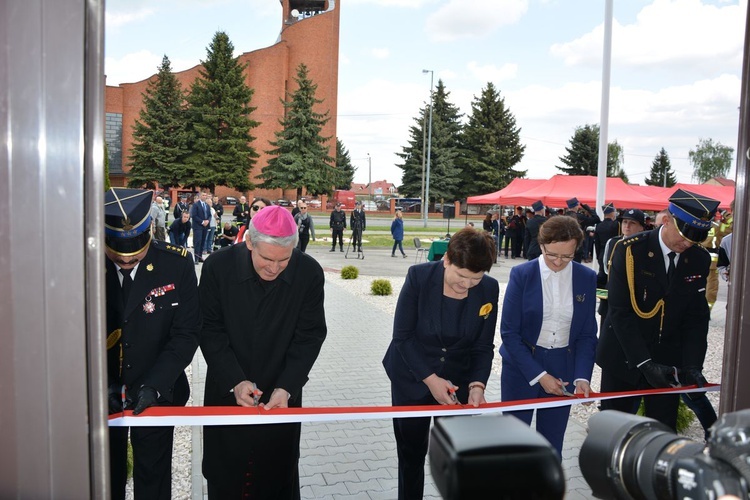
[466,178,546,205]
[629,183,735,210]
[486,175,668,211]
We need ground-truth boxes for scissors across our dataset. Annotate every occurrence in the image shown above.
[558,378,575,397]
[446,380,458,404]
[251,382,261,406]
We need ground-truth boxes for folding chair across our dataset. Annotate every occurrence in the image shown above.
[414,237,426,263]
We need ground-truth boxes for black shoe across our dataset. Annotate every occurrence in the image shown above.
[391,254,396,258]
[402,254,407,258]
[340,248,344,252]
[329,248,335,252]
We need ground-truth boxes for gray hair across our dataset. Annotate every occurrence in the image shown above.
[245,219,299,248]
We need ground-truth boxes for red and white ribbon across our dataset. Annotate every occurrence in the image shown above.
[109,384,719,427]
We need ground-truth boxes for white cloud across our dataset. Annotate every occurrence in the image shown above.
[550,0,744,75]
[105,8,154,29]
[466,61,518,84]
[371,48,391,59]
[425,0,529,42]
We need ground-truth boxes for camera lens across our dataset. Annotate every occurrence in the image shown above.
[580,411,704,499]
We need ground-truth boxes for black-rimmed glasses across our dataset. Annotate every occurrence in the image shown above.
[251,205,261,211]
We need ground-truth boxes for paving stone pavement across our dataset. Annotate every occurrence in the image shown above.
[190,248,596,499]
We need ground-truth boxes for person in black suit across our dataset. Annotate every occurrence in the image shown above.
[382,228,499,499]
[104,187,201,500]
[350,201,366,252]
[233,195,250,225]
[596,189,720,431]
[199,205,327,499]
[523,199,547,260]
[593,202,619,270]
[190,192,211,263]
[173,195,189,220]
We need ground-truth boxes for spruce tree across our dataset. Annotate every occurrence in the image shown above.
[460,82,526,197]
[335,138,355,190]
[261,63,336,199]
[395,105,430,199]
[186,31,259,192]
[645,147,677,187]
[396,80,462,208]
[557,124,600,176]
[127,55,189,189]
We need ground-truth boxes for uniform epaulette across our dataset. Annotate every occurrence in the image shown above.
[152,240,189,258]
[621,234,641,247]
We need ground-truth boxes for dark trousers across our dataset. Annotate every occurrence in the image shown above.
[297,233,310,253]
[599,369,679,431]
[392,239,405,256]
[501,346,571,456]
[351,228,362,250]
[681,393,717,438]
[192,224,207,260]
[331,229,344,249]
[110,426,174,500]
[504,231,516,257]
[204,423,301,500]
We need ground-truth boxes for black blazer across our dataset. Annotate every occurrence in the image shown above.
[382,261,499,403]
[597,228,711,384]
[105,241,201,404]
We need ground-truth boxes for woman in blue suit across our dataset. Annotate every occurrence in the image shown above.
[499,215,597,457]
[383,228,499,500]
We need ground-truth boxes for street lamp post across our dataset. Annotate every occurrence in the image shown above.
[422,69,434,228]
[368,153,372,203]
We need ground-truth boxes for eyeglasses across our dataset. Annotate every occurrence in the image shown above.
[251,205,261,211]
[542,245,575,262]
[300,207,307,210]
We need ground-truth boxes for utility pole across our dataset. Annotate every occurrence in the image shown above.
[422,69,434,228]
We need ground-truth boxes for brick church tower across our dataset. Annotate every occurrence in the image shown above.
[105,0,340,203]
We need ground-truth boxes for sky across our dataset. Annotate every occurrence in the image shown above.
[105,0,746,189]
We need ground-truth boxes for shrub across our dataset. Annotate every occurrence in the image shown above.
[637,397,695,432]
[341,266,359,279]
[371,279,392,296]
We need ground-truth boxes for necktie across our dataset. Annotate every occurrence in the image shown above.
[120,268,133,306]
[667,251,676,284]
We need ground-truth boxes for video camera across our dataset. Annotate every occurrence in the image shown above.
[580,409,750,499]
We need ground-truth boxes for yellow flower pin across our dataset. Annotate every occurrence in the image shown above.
[479,303,493,319]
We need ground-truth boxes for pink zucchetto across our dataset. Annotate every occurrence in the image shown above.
[251,205,297,237]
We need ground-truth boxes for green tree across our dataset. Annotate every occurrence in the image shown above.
[557,124,625,178]
[394,105,430,198]
[261,63,336,198]
[689,138,734,183]
[186,31,259,192]
[608,141,629,183]
[335,138,355,190]
[557,124,599,175]
[645,147,677,187]
[127,55,189,189]
[460,82,526,197]
[396,80,462,207]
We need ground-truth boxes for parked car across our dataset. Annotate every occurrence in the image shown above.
[276,199,293,207]
[361,200,377,211]
[307,199,322,209]
[222,196,238,205]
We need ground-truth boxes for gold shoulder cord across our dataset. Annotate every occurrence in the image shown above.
[626,246,665,340]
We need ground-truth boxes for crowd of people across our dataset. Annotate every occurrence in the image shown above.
[107,186,731,500]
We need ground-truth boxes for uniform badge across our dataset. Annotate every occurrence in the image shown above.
[146,263,154,271]
[576,294,585,303]
[648,251,654,258]
[143,299,156,314]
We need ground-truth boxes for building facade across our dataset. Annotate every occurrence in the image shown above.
[105,0,340,203]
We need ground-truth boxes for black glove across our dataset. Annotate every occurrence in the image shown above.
[132,386,158,415]
[683,366,708,401]
[107,384,123,415]
[639,360,677,388]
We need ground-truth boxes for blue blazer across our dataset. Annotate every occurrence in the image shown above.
[499,259,597,384]
[382,261,499,402]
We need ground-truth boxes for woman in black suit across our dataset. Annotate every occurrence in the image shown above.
[382,228,499,500]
